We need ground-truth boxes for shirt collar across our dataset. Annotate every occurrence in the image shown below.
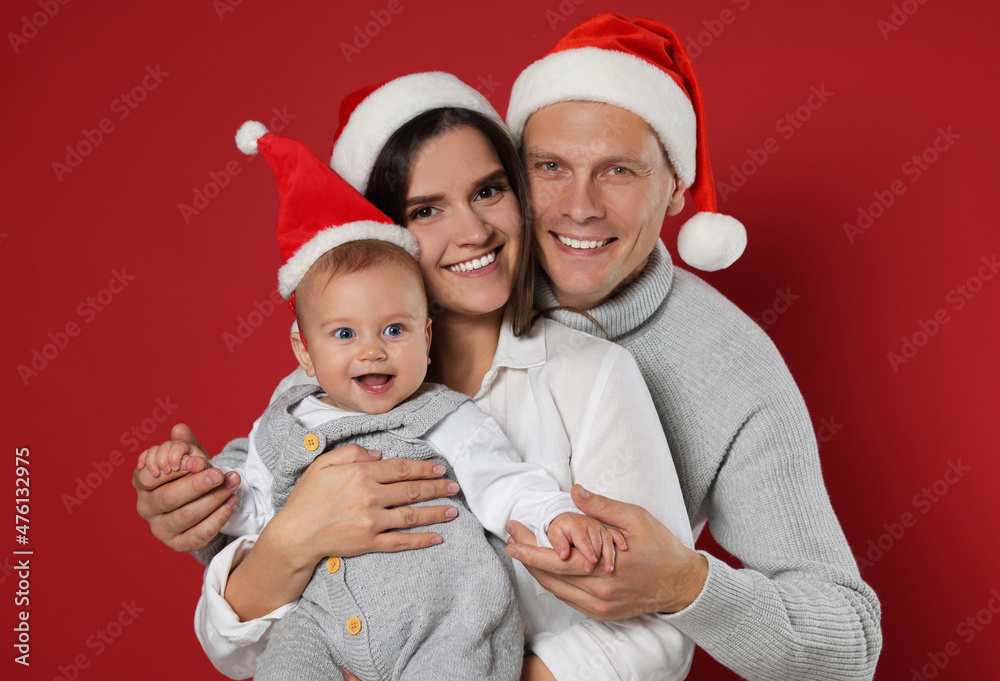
[534,239,675,340]
[475,307,548,399]
[493,307,547,370]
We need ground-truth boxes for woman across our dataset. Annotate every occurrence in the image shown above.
[177,73,692,680]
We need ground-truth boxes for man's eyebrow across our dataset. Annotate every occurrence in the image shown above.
[525,150,653,169]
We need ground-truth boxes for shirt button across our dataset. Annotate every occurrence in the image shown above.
[346,617,362,635]
[326,557,341,573]
[303,434,320,451]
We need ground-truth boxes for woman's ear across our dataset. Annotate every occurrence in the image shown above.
[291,331,316,376]
[424,317,433,364]
[666,176,686,217]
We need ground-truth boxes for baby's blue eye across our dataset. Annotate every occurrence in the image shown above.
[334,328,355,339]
[383,324,403,337]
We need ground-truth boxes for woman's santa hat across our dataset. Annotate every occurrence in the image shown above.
[235,120,418,299]
[330,72,504,193]
[506,11,746,272]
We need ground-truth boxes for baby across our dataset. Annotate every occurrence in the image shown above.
[137,123,622,681]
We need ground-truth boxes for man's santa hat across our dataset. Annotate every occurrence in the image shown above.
[506,11,746,271]
[330,72,504,193]
[235,120,418,300]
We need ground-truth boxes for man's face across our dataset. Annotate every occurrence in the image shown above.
[523,101,685,309]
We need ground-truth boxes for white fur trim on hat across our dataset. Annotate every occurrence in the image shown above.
[236,120,269,155]
[277,221,420,298]
[507,47,697,187]
[676,212,746,271]
[330,72,504,193]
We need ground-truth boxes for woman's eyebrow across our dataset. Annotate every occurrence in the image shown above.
[474,169,508,186]
[404,193,444,208]
[404,169,508,207]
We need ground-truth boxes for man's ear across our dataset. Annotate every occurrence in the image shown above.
[666,176,686,217]
[424,317,433,364]
[291,331,316,376]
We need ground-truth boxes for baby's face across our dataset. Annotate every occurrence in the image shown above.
[296,264,430,415]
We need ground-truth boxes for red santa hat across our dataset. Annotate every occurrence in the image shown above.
[506,12,746,271]
[235,120,418,299]
[330,72,504,192]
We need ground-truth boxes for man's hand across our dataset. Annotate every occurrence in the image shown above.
[505,485,708,620]
[133,423,241,554]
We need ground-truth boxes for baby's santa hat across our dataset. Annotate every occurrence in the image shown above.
[330,72,504,192]
[506,11,746,271]
[235,120,418,299]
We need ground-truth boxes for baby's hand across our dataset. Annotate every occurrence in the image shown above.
[136,440,210,480]
[546,513,627,573]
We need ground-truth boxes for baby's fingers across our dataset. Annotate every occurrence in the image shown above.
[138,445,163,477]
[571,524,599,570]
[600,527,617,573]
[548,527,572,561]
[608,526,627,552]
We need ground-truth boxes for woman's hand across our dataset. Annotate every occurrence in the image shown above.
[505,485,708,620]
[133,424,241,553]
[224,444,461,621]
[267,444,462,566]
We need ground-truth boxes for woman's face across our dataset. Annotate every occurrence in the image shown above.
[401,125,523,320]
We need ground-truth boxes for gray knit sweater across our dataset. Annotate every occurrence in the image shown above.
[535,240,882,681]
[252,384,521,681]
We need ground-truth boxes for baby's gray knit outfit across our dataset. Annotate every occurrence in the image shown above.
[253,384,521,681]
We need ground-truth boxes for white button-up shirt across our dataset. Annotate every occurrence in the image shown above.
[196,315,694,681]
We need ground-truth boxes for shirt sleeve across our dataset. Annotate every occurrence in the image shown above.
[534,346,695,680]
[216,417,276,538]
[423,401,580,544]
[194,535,297,679]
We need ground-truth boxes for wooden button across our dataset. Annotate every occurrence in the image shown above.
[325,556,341,573]
[346,617,362,635]
[303,434,320,451]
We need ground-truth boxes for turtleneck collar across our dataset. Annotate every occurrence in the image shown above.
[534,240,675,340]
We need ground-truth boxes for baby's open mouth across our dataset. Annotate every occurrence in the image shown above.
[354,374,392,388]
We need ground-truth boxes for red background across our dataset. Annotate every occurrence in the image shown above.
[3,1,998,679]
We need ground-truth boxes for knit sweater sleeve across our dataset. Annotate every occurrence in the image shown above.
[663,392,882,681]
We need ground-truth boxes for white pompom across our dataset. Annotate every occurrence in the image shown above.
[235,120,268,155]
[677,212,747,271]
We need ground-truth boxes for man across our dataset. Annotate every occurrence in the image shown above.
[134,12,881,681]
[499,12,882,681]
